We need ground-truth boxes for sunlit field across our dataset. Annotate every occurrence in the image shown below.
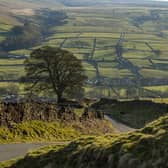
[0,5,168,98]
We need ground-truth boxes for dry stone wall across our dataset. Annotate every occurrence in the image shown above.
[0,102,104,127]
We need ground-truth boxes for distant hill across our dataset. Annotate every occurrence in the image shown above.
[49,0,147,6]
[50,0,168,6]
[0,0,168,8]
[0,0,63,11]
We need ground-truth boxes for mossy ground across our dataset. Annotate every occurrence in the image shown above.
[1,114,168,168]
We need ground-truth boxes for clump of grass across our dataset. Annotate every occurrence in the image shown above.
[0,119,114,144]
[0,121,81,143]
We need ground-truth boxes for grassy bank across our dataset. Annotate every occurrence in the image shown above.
[0,119,114,144]
[2,113,168,168]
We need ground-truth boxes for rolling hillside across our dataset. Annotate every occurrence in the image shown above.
[42,0,168,6]
[41,0,168,6]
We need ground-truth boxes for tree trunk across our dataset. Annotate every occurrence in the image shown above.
[57,92,63,103]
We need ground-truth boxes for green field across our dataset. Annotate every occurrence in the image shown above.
[0,4,168,99]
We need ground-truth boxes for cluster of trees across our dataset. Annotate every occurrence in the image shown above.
[1,23,42,51]
[132,10,160,28]
[0,10,67,52]
[36,9,67,31]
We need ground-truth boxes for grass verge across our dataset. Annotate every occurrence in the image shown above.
[0,119,114,144]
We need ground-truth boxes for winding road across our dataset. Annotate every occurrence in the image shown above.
[105,115,136,133]
[0,142,68,162]
[0,116,135,162]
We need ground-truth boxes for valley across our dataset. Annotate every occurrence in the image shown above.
[0,1,168,167]
[1,3,168,100]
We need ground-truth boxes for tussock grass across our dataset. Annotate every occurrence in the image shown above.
[0,119,114,144]
[0,121,80,143]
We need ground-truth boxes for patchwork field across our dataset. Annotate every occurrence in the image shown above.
[0,5,168,99]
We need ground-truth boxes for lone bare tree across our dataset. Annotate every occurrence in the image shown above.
[24,46,87,102]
